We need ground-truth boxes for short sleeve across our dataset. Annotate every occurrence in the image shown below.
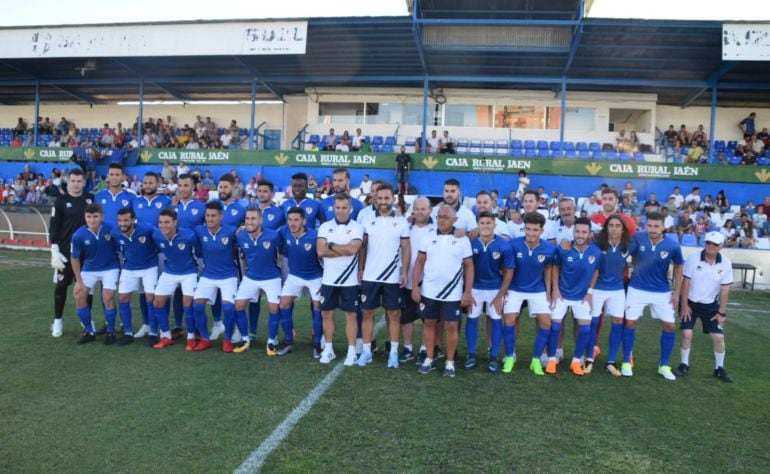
[351,222,364,241]
[71,235,82,259]
[672,244,684,265]
[418,235,429,254]
[502,245,516,270]
[461,237,472,259]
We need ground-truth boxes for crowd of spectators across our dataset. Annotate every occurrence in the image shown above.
[8,114,248,153]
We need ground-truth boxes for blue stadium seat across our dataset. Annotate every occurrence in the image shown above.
[524,140,536,150]
[385,136,396,146]
[510,147,523,157]
[470,138,482,148]
[382,144,394,153]
[525,149,537,158]
[564,150,577,159]
[592,151,604,160]
[456,145,468,155]
[455,137,468,147]
[714,140,725,150]
[576,142,588,152]
[538,149,550,158]
[483,139,495,148]
[633,152,645,161]
[495,148,508,156]
[727,140,738,148]
[537,140,548,150]
[562,142,575,151]
[550,141,562,151]
[469,145,482,155]
[483,146,496,155]
[495,139,509,149]
[605,150,617,160]
[665,232,679,242]
[589,142,601,152]
[550,150,563,158]
[511,139,522,149]
[308,134,320,144]
[405,136,416,146]
[372,136,384,146]
[619,152,632,161]
[757,157,770,166]
[372,144,381,152]
[728,156,743,165]
[681,234,698,246]
[578,150,591,160]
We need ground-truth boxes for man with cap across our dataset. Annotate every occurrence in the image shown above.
[674,231,734,382]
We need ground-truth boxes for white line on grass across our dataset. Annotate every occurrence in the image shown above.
[234,316,387,474]
[727,303,770,314]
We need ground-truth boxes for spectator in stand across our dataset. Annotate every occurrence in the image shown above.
[738,112,756,136]
[350,128,363,151]
[186,136,200,149]
[49,135,62,148]
[14,117,27,134]
[757,127,769,147]
[10,135,22,147]
[619,194,638,216]
[640,193,659,214]
[55,117,70,134]
[663,124,679,162]
[676,210,694,241]
[735,133,750,155]
[335,139,350,152]
[742,151,758,166]
[694,216,708,241]
[582,195,601,216]
[426,130,440,153]
[245,177,258,198]
[318,176,333,195]
[358,139,371,153]
[39,117,53,134]
[665,195,679,216]
[129,175,142,193]
[750,135,765,157]
[720,219,739,248]
[670,186,685,208]
[201,170,214,190]
[678,124,690,147]
[359,174,372,196]
[739,214,758,248]
[691,125,707,147]
[176,161,190,177]
[221,129,233,149]
[628,131,641,153]
[228,120,240,143]
[686,142,706,163]
[441,130,455,154]
[700,194,715,214]
[323,128,337,151]
[715,190,730,213]
[753,205,767,236]
[308,141,319,152]
[505,190,521,214]
[621,181,637,204]
[616,129,631,152]
[307,175,319,197]
[194,181,209,202]
[684,187,701,208]
[160,161,176,185]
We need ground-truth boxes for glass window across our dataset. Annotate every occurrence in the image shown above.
[318,102,364,124]
[444,104,493,127]
[547,107,596,131]
[609,108,652,133]
[494,105,545,129]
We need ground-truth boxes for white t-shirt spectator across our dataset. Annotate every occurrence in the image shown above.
[427,136,441,151]
[335,143,350,152]
[670,193,684,208]
[684,193,701,206]
[221,133,232,147]
[177,164,190,176]
[582,201,601,217]
[350,133,362,149]
[360,179,372,195]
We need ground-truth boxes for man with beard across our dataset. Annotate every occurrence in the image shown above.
[321,168,364,222]
[475,190,510,239]
[282,172,322,229]
[255,180,285,231]
[94,163,135,226]
[431,179,477,238]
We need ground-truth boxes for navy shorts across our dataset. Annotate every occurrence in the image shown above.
[319,285,360,312]
[680,300,724,334]
[419,296,462,322]
[361,281,402,311]
[400,288,420,324]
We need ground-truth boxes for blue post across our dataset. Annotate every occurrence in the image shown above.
[559,78,566,147]
[421,77,428,154]
[708,85,717,160]
[138,77,144,153]
[33,80,40,147]
[249,80,256,150]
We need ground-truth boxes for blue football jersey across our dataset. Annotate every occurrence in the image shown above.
[176,199,205,230]
[195,224,239,280]
[152,227,200,275]
[279,226,323,279]
[320,195,364,222]
[260,205,286,231]
[218,201,246,228]
[629,232,684,293]
[471,237,515,290]
[554,243,602,300]
[133,195,171,227]
[509,237,556,293]
[71,223,120,272]
[595,242,630,291]
[237,228,283,280]
[282,198,322,229]
[94,189,136,226]
[111,221,158,270]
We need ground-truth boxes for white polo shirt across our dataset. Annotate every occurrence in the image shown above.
[361,211,409,284]
[431,203,477,234]
[418,229,472,301]
[683,251,733,304]
[544,219,574,243]
[318,218,364,287]
[406,220,437,290]
[507,220,525,239]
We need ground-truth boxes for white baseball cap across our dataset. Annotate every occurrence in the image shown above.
[704,231,724,245]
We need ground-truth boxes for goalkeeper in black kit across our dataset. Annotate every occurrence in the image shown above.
[49,168,95,337]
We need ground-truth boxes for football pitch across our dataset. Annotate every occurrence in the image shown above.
[1,248,769,473]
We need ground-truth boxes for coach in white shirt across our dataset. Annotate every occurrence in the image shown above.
[675,231,734,382]
[316,193,364,366]
[411,205,474,378]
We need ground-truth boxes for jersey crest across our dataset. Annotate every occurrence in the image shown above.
[231,209,238,216]
[304,243,312,251]
[121,199,129,206]
[263,241,271,249]
[191,208,199,215]
[221,237,229,245]
[492,251,501,260]
[155,202,163,208]
[588,255,596,264]
[537,255,545,263]
[305,206,313,215]
[177,243,186,250]
[104,234,112,241]
[267,214,274,221]
[660,251,669,259]
[138,236,146,244]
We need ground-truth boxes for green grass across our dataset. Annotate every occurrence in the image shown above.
[1,248,769,472]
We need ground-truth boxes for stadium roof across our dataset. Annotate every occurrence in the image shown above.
[0,0,768,107]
